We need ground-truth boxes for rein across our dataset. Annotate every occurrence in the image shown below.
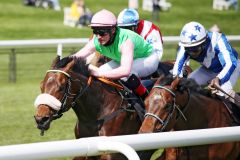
[97,77,124,90]
[45,70,128,124]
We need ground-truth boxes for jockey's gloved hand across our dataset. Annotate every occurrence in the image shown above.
[208,77,220,93]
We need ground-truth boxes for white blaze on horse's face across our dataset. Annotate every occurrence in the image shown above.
[149,94,162,107]
[153,94,162,101]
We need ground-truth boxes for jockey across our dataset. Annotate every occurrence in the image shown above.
[117,8,163,61]
[172,21,240,107]
[72,9,160,99]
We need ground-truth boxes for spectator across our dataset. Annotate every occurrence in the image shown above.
[49,0,61,11]
[213,0,238,11]
[23,0,36,6]
[35,0,61,11]
[70,0,92,27]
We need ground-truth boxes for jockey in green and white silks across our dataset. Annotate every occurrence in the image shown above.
[73,9,161,99]
[73,9,160,79]
[94,27,159,78]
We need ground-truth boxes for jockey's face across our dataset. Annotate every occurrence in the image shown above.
[119,25,137,32]
[185,45,202,58]
[92,27,113,45]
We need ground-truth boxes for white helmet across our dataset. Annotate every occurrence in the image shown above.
[179,21,207,47]
[117,8,139,27]
[90,9,117,27]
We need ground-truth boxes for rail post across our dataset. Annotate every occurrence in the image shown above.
[9,49,16,83]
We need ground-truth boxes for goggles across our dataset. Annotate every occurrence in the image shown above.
[185,45,204,58]
[92,28,111,36]
[185,45,202,53]
[119,25,136,31]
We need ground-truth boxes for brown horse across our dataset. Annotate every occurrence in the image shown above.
[139,76,240,160]
[34,56,162,160]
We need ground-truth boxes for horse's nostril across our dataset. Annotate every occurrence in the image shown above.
[41,116,50,122]
[34,116,50,124]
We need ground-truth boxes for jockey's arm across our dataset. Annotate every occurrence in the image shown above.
[74,39,96,58]
[95,39,133,79]
[216,49,237,85]
[172,46,189,77]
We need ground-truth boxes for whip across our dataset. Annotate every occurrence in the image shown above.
[212,83,240,103]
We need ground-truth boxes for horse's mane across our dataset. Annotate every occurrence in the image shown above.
[159,75,212,97]
[178,78,212,96]
[55,56,90,77]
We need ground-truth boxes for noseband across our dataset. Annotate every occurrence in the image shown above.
[144,85,187,132]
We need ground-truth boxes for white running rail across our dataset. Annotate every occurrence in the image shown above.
[0,126,240,160]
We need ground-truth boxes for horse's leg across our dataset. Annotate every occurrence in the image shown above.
[73,122,101,160]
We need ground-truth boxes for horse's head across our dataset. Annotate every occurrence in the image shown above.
[34,56,90,135]
[139,76,187,133]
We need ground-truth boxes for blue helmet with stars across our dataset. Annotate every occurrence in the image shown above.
[179,21,207,47]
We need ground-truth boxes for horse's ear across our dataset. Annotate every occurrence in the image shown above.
[171,77,180,90]
[50,56,61,69]
[63,59,75,71]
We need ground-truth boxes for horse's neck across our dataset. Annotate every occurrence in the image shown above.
[175,91,231,130]
[73,81,122,121]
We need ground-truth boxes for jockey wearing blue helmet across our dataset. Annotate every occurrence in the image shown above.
[117,8,164,61]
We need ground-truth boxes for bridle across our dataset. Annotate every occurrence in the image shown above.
[46,69,92,118]
[144,85,187,132]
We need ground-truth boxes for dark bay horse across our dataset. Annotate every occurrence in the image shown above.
[34,56,158,160]
[139,76,240,160]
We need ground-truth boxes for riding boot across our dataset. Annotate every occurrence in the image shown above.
[126,74,149,100]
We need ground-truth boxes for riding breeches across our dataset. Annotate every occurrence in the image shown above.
[189,59,240,97]
[98,51,160,78]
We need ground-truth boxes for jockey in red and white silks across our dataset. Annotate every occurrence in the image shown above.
[136,19,163,60]
[117,8,163,61]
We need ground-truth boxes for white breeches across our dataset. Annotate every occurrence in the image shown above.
[189,59,240,96]
[98,51,160,78]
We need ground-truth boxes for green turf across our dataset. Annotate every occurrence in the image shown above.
[0,0,239,160]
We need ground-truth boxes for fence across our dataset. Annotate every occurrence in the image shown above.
[0,36,240,82]
[0,126,240,160]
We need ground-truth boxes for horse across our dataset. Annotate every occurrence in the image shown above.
[139,76,240,160]
[34,56,163,160]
